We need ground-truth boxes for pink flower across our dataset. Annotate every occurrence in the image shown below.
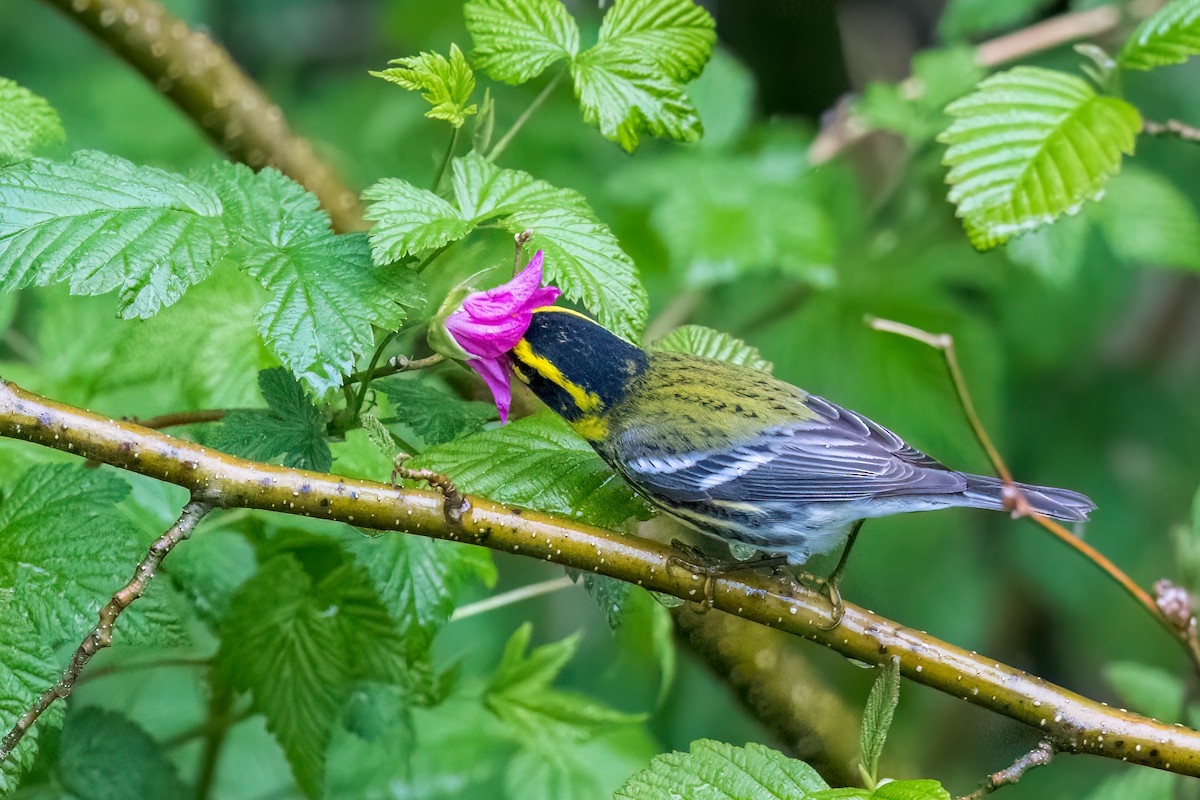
[444,250,559,423]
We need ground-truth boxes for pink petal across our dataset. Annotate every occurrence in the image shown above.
[466,356,513,424]
[461,251,546,320]
[444,310,532,358]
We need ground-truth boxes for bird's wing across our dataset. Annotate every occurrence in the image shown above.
[614,395,968,504]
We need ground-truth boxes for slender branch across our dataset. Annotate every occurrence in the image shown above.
[0,499,212,761]
[488,71,565,162]
[347,353,444,385]
[958,740,1055,800]
[450,575,576,620]
[808,6,1122,165]
[2,379,1200,776]
[1143,118,1200,144]
[134,409,228,429]
[868,316,1200,674]
[42,0,366,231]
[432,127,460,192]
[350,330,400,421]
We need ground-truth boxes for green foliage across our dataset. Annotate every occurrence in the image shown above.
[1081,767,1175,800]
[211,367,332,471]
[1118,0,1200,71]
[486,623,644,754]
[615,739,831,799]
[654,324,773,372]
[216,554,411,798]
[0,151,227,318]
[814,782,952,800]
[465,0,580,84]
[378,376,496,445]
[857,48,983,143]
[345,533,496,657]
[938,0,1055,40]
[0,78,64,162]
[56,707,185,800]
[411,410,651,528]
[366,151,647,337]
[859,657,901,788]
[372,44,478,127]
[1105,661,1184,721]
[0,600,59,797]
[939,66,1141,249]
[1090,168,1200,270]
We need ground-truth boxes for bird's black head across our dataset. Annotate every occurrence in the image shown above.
[510,307,648,438]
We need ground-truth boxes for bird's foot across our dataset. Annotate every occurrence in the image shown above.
[666,540,789,612]
[793,571,845,630]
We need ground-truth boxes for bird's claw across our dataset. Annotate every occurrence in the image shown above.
[793,571,845,630]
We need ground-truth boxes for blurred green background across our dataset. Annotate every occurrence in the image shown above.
[2,0,1199,797]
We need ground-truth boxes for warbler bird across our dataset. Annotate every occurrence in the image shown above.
[509,307,1095,611]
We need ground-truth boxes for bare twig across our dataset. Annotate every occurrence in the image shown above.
[809,6,1123,164]
[450,576,576,620]
[868,316,1200,674]
[42,0,365,231]
[1143,118,1200,144]
[488,71,565,162]
[0,499,212,761]
[2,378,1200,776]
[347,353,444,385]
[134,409,228,429]
[958,740,1056,800]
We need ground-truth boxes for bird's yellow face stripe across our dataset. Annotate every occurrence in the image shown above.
[511,335,609,440]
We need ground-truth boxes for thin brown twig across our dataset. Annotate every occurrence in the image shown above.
[867,316,1200,675]
[958,740,1055,800]
[3,379,1200,776]
[133,409,228,429]
[0,499,212,761]
[347,352,444,384]
[1143,118,1200,144]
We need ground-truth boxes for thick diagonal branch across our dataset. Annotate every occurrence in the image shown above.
[42,0,365,232]
[1,378,1199,776]
[0,499,212,761]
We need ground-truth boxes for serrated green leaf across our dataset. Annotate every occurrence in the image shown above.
[360,412,402,462]
[362,178,473,265]
[0,151,227,318]
[57,707,185,800]
[248,232,425,394]
[1092,168,1200,270]
[598,0,715,82]
[860,656,901,786]
[939,66,1141,249]
[870,781,952,800]
[198,164,428,394]
[217,555,411,799]
[615,739,831,799]
[371,44,478,127]
[1104,661,1184,721]
[410,410,650,528]
[449,153,647,337]
[654,325,773,372]
[486,624,643,754]
[210,367,332,471]
[1118,0,1200,71]
[345,533,495,657]
[377,377,496,445]
[0,598,60,797]
[0,78,65,162]
[465,0,580,84]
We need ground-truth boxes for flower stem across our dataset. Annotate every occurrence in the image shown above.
[488,71,565,162]
[432,127,460,192]
[350,330,399,423]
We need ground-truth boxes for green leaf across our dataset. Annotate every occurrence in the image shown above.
[654,325,773,372]
[362,178,473,265]
[377,376,496,445]
[410,411,650,528]
[582,573,631,630]
[1081,767,1175,800]
[860,656,901,786]
[200,164,427,394]
[570,0,714,152]
[1091,168,1200,270]
[1005,210,1090,284]
[614,739,830,800]
[486,624,644,754]
[0,151,227,318]
[858,48,984,143]
[939,66,1141,249]
[465,0,580,84]
[57,707,185,800]
[449,153,647,338]
[211,367,332,471]
[345,533,496,657]
[371,44,478,127]
[1118,0,1200,71]
[0,599,60,797]
[870,781,952,800]
[217,555,410,798]
[1104,661,1184,721]
[938,0,1055,40]
[0,77,65,162]
[597,0,716,82]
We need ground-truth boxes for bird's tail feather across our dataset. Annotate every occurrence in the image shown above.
[960,473,1095,522]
